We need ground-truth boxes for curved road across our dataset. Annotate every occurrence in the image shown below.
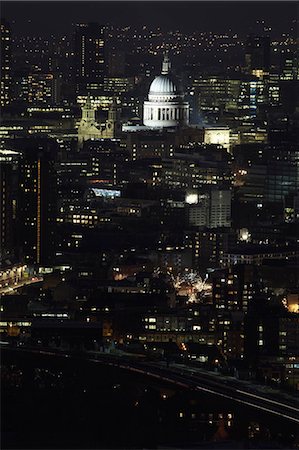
[93,354,299,425]
[2,344,299,425]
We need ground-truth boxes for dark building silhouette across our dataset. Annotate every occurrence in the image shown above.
[244,35,270,76]
[108,50,126,77]
[0,19,11,106]
[10,137,58,266]
[74,22,105,93]
[0,149,20,262]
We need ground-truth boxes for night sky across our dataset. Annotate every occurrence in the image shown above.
[2,1,298,36]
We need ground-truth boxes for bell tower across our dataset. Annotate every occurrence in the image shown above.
[78,93,101,146]
[104,98,122,138]
[81,93,96,123]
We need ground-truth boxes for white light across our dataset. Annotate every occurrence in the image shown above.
[185,193,198,204]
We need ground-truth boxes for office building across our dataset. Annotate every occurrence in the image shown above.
[108,50,126,77]
[9,137,58,266]
[159,145,232,192]
[0,19,11,107]
[74,22,105,93]
[244,35,270,77]
[193,76,241,118]
[28,72,55,106]
[184,229,232,273]
[0,149,20,262]
[188,190,231,229]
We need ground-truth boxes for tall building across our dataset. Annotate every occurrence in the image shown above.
[108,50,126,77]
[0,149,20,263]
[244,35,270,77]
[234,143,299,207]
[12,69,30,105]
[10,138,58,266]
[159,146,232,192]
[188,190,232,229]
[0,19,11,107]
[245,309,299,362]
[184,229,232,273]
[193,76,241,119]
[143,53,189,128]
[211,265,259,312]
[103,76,135,95]
[193,74,268,124]
[28,72,55,106]
[74,23,105,93]
[280,52,297,81]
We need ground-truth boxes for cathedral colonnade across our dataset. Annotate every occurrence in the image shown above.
[143,101,189,127]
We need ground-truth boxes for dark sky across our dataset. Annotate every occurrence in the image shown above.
[2,1,298,36]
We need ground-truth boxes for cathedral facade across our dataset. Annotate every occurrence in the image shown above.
[78,95,122,146]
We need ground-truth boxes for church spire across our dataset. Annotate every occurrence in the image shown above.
[161,51,171,75]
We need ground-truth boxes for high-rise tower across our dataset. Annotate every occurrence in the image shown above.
[0,149,20,263]
[74,23,105,93]
[244,35,270,77]
[0,19,11,106]
[9,138,58,266]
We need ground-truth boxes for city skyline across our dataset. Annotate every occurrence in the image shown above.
[2,1,298,36]
[1,1,299,449]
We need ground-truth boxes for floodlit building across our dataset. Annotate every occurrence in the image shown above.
[188,190,232,229]
[143,53,189,128]
[78,95,122,146]
[204,126,230,151]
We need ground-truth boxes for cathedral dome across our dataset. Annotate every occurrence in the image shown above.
[143,52,189,128]
[149,75,179,96]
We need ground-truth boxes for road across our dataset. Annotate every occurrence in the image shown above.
[1,344,299,425]
[93,354,299,425]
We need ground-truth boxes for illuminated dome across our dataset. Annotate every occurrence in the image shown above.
[150,76,177,94]
[143,53,189,128]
